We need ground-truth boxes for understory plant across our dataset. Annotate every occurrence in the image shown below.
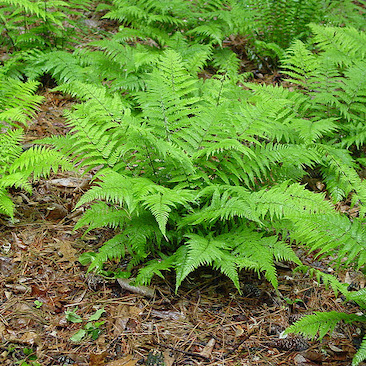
[244,0,366,62]
[0,2,364,363]
[0,71,72,218]
[279,25,366,366]
[0,0,91,51]
[22,0,366,96]
[285,267,366,366]
[37,25,366,299]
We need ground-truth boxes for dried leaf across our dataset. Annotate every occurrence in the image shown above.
[105,354,138,366]
[150,310,184,320]
[199,338,215,358]
[162,351,174,366]
[56,239,77,262]
[89,351,107,366]
[45,203,68,220]
[117,278,155,298]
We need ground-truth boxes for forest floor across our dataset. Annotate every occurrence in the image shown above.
[0,12,366,366]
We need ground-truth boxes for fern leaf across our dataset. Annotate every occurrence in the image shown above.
[285,311,366,340]
[0,188,15,218]
[175,233,233,291]
[135,255,176,286]
[353,335,366,366]
[141,186,194,239]
[10,146,73,180]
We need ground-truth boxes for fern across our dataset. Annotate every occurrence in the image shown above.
[285,311,366,341]
[0,74,43,127]
[286,267,366,365]
[0,130,72,218]
[0,69,72,219]
[353,336,366,366]
[0,0,90,51]
[28,20,366,301]
[35,46,358,292]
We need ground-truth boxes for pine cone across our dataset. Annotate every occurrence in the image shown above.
[273,336,309,351]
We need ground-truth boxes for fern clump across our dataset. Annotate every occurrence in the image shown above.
[0,72,72,219]
[0,0,91,51]
[0,73,43,127]
[285,269,366,366]
[39,38,365,292]
[0,128,73,219]
[241,0,366,65]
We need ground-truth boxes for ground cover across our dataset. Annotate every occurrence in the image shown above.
[0,1,366,365]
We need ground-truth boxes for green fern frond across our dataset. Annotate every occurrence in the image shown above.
[347,288,366,308]
[0,187,15,218]
[285,311,366,340]
[253,182,334,221]
[141,186,194,239]
[74,202,129,234]
[75,171,145,213]
[310,24,366,62]
[294,265,349,297]
[231,229,301,288]
[1,0,50,22]
[282,40,319,87]
[30,51,88,83]
[0,128,23,169]
[0,77,43,126]
[10,146,73,180]
[135,255,176,286]
[353,335,366,366]
[175,233,234,291]
[0,172,32,192]
[86,234,128,272]
[290,215,366,270]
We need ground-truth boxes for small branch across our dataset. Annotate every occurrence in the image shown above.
[156,342,211,362]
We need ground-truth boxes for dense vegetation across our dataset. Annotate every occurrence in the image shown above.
[0,0,365,364]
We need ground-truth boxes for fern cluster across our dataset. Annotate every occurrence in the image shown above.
[1,2,365,363]
[0,72,72,218]
[0,0,91,52]
[40,24,366,298]
[285,267,366,366]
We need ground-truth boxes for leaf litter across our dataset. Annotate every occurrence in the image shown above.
[0,75,365,366]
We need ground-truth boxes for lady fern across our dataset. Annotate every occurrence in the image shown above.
[38,43,365,292]
[0,71,72,219]
[285,285,366,366]
[0,0,90,51]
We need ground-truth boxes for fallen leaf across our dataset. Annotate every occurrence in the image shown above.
[56,239,77,262]
[200,338,215,358]
[89,351,107,365]
[105,354,138,366]
[20,331,40,345]
[117,278,154,298]
[45,203,68,221]
[163,350,175,366]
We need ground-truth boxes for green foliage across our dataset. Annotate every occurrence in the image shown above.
[285,310,366,341]
[0,70,72,219]
[37,34,365,293]
[243,0,365,64]
[0,0,91,51]
[0,73,43,127]
[1,1,365,364]
[285,283,366,365]
[0,128,73,218]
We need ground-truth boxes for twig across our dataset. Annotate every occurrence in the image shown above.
[223,334,250,358]
[156,342,211,362]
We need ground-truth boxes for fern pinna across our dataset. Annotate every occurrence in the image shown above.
[41,31,365,295]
